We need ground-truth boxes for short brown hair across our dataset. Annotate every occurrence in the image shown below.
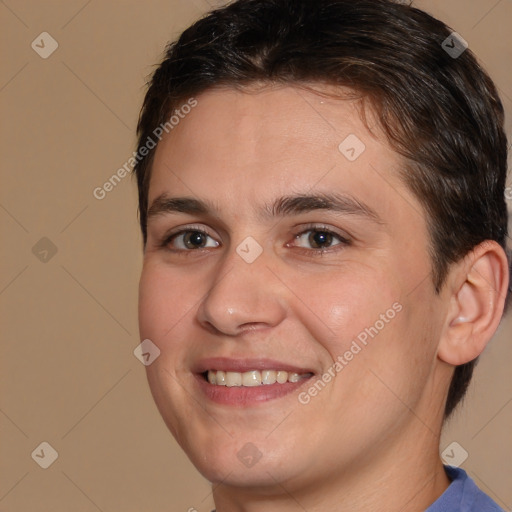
[133,0,510,419]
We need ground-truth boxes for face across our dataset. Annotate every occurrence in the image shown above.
[138,85,449,492]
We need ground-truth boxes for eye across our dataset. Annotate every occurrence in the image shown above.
[159,224,350,254]
[161,228,219,251]
[290,226,350,251]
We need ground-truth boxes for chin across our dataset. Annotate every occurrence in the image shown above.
[184,436,307,489]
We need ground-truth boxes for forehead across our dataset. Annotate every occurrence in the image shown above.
[153,85,379,169]
[148,85,423,228]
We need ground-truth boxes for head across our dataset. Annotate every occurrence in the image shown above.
[135,0,510,495]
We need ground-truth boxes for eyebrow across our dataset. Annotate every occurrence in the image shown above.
[147,192,384,224]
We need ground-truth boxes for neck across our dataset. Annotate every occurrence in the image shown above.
[212,419,451,512]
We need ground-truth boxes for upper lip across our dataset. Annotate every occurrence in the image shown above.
[193,357,316,374]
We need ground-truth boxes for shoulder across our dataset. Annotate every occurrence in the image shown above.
[426,465,505,512]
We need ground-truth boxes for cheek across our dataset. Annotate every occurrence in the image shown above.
[303,265,434,402]
[138,266,166,340]
[302,266,401,349]
[137,262,195,343]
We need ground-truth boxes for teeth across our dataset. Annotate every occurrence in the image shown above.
[225,371,242,387]
[216,370,226,385]
[276,370,288,384]
[242,370,261,386]
[261,370,276,384]
[288,372,301,383]
[206,370,309,386]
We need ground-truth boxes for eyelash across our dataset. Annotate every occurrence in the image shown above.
[159,224,351,256]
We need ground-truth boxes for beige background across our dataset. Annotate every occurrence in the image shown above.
[1,0,511,510]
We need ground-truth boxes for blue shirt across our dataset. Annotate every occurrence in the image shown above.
[426,465,504,511]
[210,465,504,511]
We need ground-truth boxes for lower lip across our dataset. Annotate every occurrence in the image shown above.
[194,374,313,406]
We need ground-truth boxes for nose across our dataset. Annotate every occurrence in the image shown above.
[196,243,288,336]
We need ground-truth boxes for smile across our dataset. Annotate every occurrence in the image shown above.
[204,369,314,387]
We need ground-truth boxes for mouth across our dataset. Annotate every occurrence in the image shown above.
[202,369,314,386]
[193,358,316,406]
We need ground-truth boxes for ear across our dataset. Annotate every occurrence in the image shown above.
[437,240,510,366]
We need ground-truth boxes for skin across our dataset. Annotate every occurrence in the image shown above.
[138,84,509,512]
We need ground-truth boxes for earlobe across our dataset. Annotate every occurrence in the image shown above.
[438,241,509,366]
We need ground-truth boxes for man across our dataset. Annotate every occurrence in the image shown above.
[134,1,510,510]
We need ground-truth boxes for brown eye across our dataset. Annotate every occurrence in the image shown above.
[293,228,349,250]
[182,231,208,249]
[308,231,334,249]
[163,229,219,251]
